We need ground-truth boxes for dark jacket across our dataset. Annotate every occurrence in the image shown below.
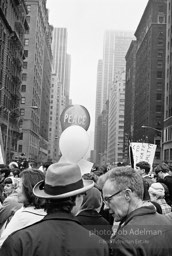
[0,211,109,256]
[76,209,112,241]
[110,205,172,256]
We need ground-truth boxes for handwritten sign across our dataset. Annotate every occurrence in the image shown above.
[60,105,90,131]
[130,142,157,169]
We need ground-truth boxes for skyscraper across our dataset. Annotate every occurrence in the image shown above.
[18,0,52,163]
[164,0,172,164]
[0,0,28,163]
[48,27,70,162]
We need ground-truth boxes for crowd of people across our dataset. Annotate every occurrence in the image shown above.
[0,159,172,255]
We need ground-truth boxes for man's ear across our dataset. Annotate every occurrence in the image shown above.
[125,188,133,201]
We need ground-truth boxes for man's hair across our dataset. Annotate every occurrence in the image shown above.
[136,161,150,174]
[44,196,76,214]
[20,169,45,208]
[154,163,170,174]
[105,166,144,199]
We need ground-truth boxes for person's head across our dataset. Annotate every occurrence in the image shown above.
[148,182,165,201]
[12,168,20,178]
[135,161,150,176]
[33,163,94,215]
[42,161,53,174]
[169,166,172,176]
[154,163,170,180]
[17,169,45,208]
[102,166,144,222]
[4,177,19,197]
[0,166,11,182]
[79,187,102,213]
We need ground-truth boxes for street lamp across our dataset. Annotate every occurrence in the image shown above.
[141,125,162,134]
[5,105,38,163]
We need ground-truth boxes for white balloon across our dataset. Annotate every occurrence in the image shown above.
[59,125,90,163]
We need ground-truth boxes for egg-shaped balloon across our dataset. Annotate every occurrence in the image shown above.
[59,125,90,163]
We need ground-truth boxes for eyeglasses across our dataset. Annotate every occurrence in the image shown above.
[103,189,123,204]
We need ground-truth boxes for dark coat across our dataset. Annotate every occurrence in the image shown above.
[76,209,112,241]
[0,211,109,256]
[110,205,172,256]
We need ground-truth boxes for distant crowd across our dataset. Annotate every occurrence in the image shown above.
[0,159,172,255]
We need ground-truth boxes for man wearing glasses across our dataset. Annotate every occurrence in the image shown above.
[102,166,172,256]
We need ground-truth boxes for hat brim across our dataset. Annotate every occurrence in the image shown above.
[33,179,94,199]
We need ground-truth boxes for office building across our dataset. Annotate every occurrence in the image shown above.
[18,0,52,163]
[0,0,28,163]
[164,0,172,165]
[133,0,166,163]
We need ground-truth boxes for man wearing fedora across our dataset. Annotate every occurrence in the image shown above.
[0,162,109,256]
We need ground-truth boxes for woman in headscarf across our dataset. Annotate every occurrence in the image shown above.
[76,186,111,241]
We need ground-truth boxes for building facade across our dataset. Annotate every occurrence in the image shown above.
[48,27,70,162]
[18,0,52,163]
[107,71,125,164]
[94,60,103,164]
[124,40,137,162]
[0,0,28,163]
[133,0,166,164]
[163,0,172,165]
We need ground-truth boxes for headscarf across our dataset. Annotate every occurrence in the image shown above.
[80,187,102,211]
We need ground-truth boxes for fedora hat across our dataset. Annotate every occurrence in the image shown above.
[33,162,94,199]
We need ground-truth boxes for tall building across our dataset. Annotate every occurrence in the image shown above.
[164,0,172,165]
[102,31,134,165]
[48,74,62,162]
[124,40,137,162]
[48,27,70,162]
[64,54,71,106]
[18,0,52,163]
[94,60,103,164]
[133,0,166,164]
[0,0,28,163]
[102,31,134,109]
[107,71,125,164]
[52,28,67,101]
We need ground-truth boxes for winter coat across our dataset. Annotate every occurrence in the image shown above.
[76,209,112,241]
[0,211,109,256]
[110,205,172,256]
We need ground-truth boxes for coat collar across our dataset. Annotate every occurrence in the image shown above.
[42,211,81,225]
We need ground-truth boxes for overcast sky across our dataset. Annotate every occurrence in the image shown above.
[46,0,149,133]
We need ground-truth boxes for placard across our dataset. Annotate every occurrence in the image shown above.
[130,142,157,169]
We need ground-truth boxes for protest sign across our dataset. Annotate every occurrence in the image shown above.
[129,142,157,169]
[60,104,90,131]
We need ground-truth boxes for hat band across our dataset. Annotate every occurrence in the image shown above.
[44,179,84,195]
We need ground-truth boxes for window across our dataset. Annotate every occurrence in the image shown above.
[27,5,31,12]
[156,93,162,100]
[18,145,22,153]
[156,105,162,112]
[26,16,30,23]
[24,39,29,46]
[23,62,27,69]
[22,73,27,81]
[155,151,161,160]
[24,50,28,57]
[157,49,163,58]
[21,85,26,92]
[21,97,26,104]
[157,60,163,68]
[158,15,165,24]
[20,109,25,116]
[157,71,163,78]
